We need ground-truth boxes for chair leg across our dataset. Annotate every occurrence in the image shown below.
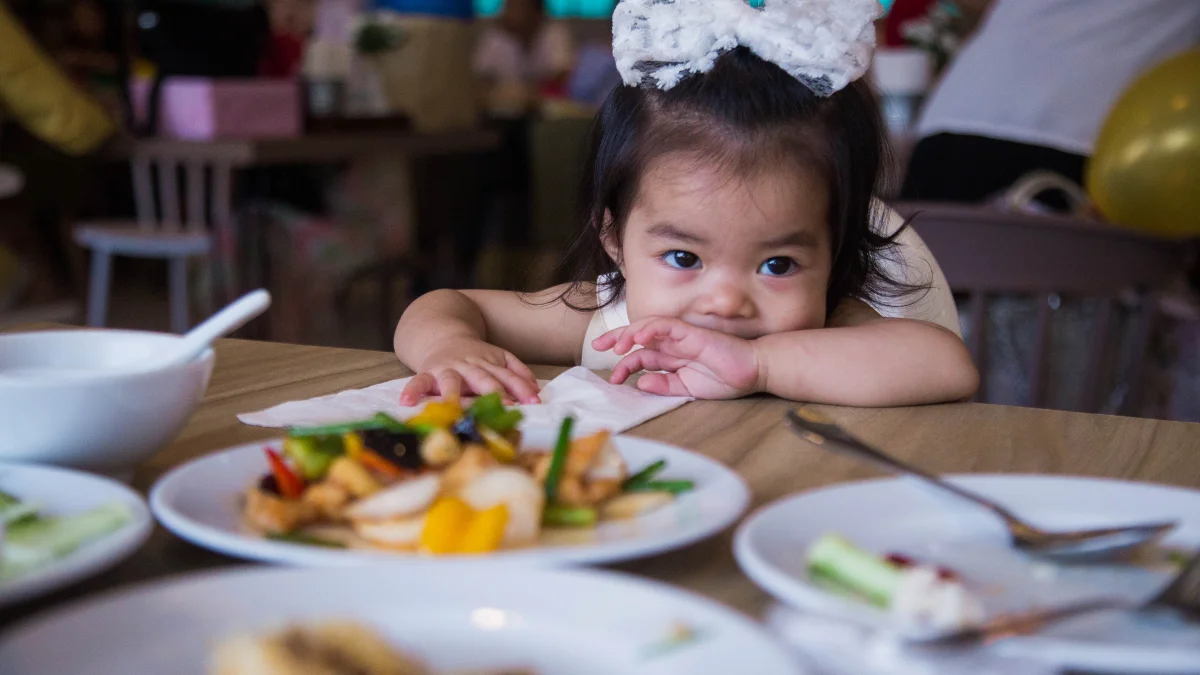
[85,250,113,327]
[169,256,189,334]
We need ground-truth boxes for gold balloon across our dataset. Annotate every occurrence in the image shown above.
[1087,48,1200,238]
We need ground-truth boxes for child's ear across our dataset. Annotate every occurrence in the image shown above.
[600,210,622,271]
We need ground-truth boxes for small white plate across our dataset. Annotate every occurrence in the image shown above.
[0,462,153,607]
[734,474,1200,673]
[150,432,750,567]
[0,564,805,675]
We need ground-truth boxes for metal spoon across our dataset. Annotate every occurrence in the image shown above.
[916,548,1200,644]
[785,407,1177,563]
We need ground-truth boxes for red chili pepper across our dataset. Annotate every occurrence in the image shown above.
[264,447,305,499]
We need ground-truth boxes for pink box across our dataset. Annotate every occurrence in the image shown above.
[130,77,302,140]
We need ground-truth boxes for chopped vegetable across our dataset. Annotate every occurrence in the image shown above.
[0,490,38,525]
[282,435,343,481]
[468,393,524,433]
[542,504,598,528]
[622,460,666,491]
[807,533,902,607]
[326,457,381,498]
[359,429,424,471]
[544,417,575,501]
[477,424,517,462]
[1,503,132,580]
[266,532,346,548]
[287,413,408,438]
[419,427,462,466]
[355,447,407,479]
[626,479,694,495]
[265,448,306,499]
[407,400,463,429]
[419,497,474,554]
[458,504,509,554]
[600,491,674,520]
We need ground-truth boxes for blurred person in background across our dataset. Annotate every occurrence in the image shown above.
[0,0,117,305]
[470,0,576,275]
[900,0,1200,208]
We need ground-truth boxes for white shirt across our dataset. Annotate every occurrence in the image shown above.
[915,0,1200,155]
[580,204,961,370]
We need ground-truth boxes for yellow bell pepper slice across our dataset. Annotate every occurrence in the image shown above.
[420,497,474,554]
[407,400,464,429]
[477,425,517,463]
[458,504,509,554]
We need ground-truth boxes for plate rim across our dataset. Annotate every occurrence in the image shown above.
[0,461,154,607]
[149,434,751,568]
[0,563,805,675]
[733,473,1200,672]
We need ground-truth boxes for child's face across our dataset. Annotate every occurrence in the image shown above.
[609,154,832,338]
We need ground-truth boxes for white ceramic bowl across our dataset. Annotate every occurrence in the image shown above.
[0,330,214,478]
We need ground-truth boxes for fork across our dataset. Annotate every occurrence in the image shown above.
[785,407,1177,563]
[915,549,1200,644]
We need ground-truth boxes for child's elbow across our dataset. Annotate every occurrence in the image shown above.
[942,341,980,402]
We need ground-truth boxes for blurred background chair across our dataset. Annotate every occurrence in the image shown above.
[895,202,1190,414]
[74,143,235,333]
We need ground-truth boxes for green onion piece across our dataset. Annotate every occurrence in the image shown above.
[544,417,575,501]
[371,412,410,431]
[627,479,694,495]
[266,532,347,548]
[288,413,411,438]
[542,504,598,528]
[484,408,524,433]
[469,392,504,418]
[622,459,667,490]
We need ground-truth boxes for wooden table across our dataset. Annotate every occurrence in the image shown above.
[4,336,1200,631]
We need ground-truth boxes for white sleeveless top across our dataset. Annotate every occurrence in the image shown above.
[579,205,961,370]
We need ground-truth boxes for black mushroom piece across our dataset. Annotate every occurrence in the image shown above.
[358,429,425,471]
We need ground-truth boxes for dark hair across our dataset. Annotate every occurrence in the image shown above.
[556,46,925,317]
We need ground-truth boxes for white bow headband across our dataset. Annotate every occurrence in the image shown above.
[612,0,881,96]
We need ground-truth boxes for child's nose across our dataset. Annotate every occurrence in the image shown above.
[696,280,754,319]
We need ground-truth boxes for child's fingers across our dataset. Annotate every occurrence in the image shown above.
[399,373,436,405]
[591,326,627,353]
[454,363,508,399]
[609,349,688,385]
[434,370,464,401]
[633,317,692,346]
[636,371,693,397]
[479,361,541,404]
[503,353,540,389]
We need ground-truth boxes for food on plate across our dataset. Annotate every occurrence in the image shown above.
[241,394,693,555]
[211,621,535,675]
[0,489,132,581]
[806,533,984,630]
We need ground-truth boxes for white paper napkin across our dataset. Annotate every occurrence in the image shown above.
[764,604,1057,675]
[238,366,693,435]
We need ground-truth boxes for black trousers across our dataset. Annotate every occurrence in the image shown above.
[900,133,1087,210]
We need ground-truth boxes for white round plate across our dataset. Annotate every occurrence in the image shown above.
[150,432,749,567]
[734,474,1200,673]
[0,564,805,675]
[0,462,153,607]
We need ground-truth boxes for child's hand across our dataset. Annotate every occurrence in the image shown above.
[593,317,762,399]
[400,338,541,406]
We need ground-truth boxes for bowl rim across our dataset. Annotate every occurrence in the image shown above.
[0,329,215,389]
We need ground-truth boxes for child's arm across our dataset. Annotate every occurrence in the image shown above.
[596,300,978,406]
[754,299,979,406]
[394,286,592,404]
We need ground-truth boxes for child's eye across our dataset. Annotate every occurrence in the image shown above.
[759,257,799,277]
[662,250,701,270]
